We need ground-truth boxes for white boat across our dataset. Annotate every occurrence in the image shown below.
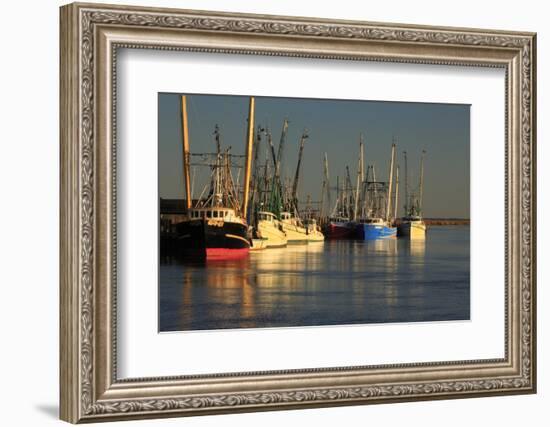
[397,216,426,239]
[256,211,287,248]
[280,211,309,244]
[398,150,427,240]
[304,218,325,242]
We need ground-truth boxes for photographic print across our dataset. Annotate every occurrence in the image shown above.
[159,94,470,332]
[60,4,536,421]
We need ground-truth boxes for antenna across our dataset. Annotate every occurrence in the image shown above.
[386,138,397,222]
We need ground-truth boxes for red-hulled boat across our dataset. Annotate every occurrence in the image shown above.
[176,208,250,259]
[173,95,256,260]
[324,217,355,239]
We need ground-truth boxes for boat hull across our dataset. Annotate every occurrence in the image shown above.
[281,222,309,244]
[250,238,268,251]
[257,220,287,248]
[175,218,250,259]
[325,222,354,239]
[307,231,325,242]
[397,220,426,239]
[358,223,397,240]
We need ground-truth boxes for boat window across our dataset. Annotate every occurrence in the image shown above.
[213,211,218,218]
[206,211,211,218]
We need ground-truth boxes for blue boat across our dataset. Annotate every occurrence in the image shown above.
[356,218,397,240]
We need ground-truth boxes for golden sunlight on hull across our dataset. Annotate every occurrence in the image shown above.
[398,220,427,240]
[250,238,267,251]
[257,220,287,248]
[281,223,309,245]
[307,230,325,242]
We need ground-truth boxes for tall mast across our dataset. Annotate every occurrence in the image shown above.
[273,120,288,214]
[242,97,255,218]
[214,124,222,154]
[372,164,377,212]
[180,95,192,210]
[354,136,363,221]
[275,118,289,178]
[320,176,325,218]
[320,152,331,220]
[386,139,396,222]
[291,129,309,211]
[267,128,277,171]
[394,165,399,220]
[403,150,409,216]
[212,125,222,205]
[320,156,326,219]
[334,175,340,216]
[325,153,331,211]
[360,133,365,182]
[248,125,263,224]
[419,149,426,216]
[345,165,352,218]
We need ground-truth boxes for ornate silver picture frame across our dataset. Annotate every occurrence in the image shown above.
[60,2,536,423]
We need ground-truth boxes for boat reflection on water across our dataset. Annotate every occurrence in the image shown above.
[407,239,426,258]
[176,255,257,330]
[160,227,469,332]
[174,243,328,330]
[364,238,398,256]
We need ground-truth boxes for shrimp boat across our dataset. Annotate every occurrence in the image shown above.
[279,129,316,244]
[247,121,289,248]
[174,96,256,259]
[176,207,250,259]
[356,141,398,240]
[398,216,426,239]
[304,218,325,242]
[397,150,427,239]
[280,211,309,244]
[325,217,355,239]
[323,168,356,239]
[256,211,287,248]
[356,217,397,239]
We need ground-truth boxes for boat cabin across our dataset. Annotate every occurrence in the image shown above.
[257,211,277,222]
[281,211,304,227]
[188,208,237,221]
[329,216,350,223]
[280,212,293,220]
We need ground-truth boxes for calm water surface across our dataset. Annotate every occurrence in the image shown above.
[159,226,469,331]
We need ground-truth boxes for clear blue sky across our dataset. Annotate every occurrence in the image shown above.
[159,93,470,218]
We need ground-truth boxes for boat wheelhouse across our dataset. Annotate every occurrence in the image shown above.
[280,211,309,244]
[256,211,287,248]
